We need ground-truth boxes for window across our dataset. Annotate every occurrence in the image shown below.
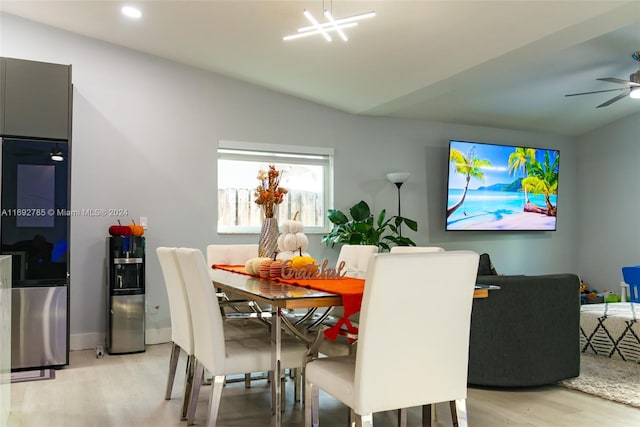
[217,140,334,234]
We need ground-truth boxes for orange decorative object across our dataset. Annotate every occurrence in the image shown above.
[269,260,283,278]
[290,255,317,269]
[259,259,273,278]
[244,257,272,275]
[128,219,145,236]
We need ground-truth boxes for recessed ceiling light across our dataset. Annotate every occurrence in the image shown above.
[121,6,142,19]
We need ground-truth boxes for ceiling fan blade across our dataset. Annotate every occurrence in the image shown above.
[596,91,629,108]
[597,77,640,87]
[565,88,627,97]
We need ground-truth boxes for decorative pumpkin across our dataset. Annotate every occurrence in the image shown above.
[281,211,304,234]
[277,211,310,259]
[259,259,273,278]
[108,220,132,237]
[281,255,318,279]
[290,255,318,270]
[282,234,299,252]
[276,250,311,261]
[294,233,309,251]
[269,259,283,278]
[245,257,272,275]
[128,219,145,237]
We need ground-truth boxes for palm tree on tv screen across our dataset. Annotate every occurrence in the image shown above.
[521,151,559,216]
[508,147,536,204]
[447,146,492,218]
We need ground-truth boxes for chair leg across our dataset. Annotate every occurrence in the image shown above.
[186,359,205,426]
[165,342,181,400]
[449,401,458,427]
[304,378,319,427]
[349,408,356,427]
[453,399,468,427]
[301,366,307,406]
[294,368,301,403]
[397,408,407,427]
[181,354,196,420]
[269,371,275,412]
[206,375,225,427]
[280,374,286,412]
[422,404,432,427]
[244,373,251,388]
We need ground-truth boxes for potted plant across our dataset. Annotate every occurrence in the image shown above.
[321,200,418,252]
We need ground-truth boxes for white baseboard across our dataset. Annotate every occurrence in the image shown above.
[70,332,104,351]
[70,328,171,351]
[146,327,171,345]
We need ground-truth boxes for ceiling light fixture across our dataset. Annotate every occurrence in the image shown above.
[630,87,640,99]
[283,8,375,42]
[304,10,332,42]
[121,5,142,19]
[324,10,349,42]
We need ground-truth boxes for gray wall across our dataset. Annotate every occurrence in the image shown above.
[577,112,640,291]
[1,13,580,349]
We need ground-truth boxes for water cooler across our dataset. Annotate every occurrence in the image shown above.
[106,236,145,354]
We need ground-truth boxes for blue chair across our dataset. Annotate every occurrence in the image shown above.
[620,266,640,321]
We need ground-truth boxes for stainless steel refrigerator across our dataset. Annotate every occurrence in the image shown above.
[1,138,70,370]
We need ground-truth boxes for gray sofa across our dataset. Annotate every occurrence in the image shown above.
[468,273,581,387]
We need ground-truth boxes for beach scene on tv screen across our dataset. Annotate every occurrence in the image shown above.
[446,141,559,231]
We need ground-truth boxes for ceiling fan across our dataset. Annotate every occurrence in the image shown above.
[565,51,640,108]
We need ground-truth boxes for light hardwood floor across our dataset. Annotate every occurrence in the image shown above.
[7,342,640,427]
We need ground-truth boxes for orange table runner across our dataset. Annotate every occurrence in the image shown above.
[212,264,363,340]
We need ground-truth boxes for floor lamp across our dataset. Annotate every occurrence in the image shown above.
[386,172,410,236]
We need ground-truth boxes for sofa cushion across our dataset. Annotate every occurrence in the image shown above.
[468,273,581,387]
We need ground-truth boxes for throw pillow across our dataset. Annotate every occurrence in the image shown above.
[477,253,497,275]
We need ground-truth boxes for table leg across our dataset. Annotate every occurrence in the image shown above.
[271,306,282,427]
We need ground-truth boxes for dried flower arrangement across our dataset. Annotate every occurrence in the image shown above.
[254,165,287,218]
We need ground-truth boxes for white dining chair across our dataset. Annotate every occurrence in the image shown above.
[305,250,479,427]
[338,244,379,279]
[156,247,195,420]
[390,245,445,254]
[176,247,309,427]
[206,243,267,315]
[206,244,258,266]
[389,245,447,424]
[305,244,378,357]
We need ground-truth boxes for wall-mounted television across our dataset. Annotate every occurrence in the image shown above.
[446,140,559,231]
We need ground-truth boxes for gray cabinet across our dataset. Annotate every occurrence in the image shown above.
[0,57,71,140]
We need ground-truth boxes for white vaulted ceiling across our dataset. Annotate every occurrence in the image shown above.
[2,0,640,136]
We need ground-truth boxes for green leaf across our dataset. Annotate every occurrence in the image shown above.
[403,218,418,232]
[348,235,363,245]
[353,222,373,234]
[376,209,386,228]
[350,200,371,221]
[327,209,349,225]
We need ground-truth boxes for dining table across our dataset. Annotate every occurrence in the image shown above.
[209,265,499,427]
[209,266,345,426]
